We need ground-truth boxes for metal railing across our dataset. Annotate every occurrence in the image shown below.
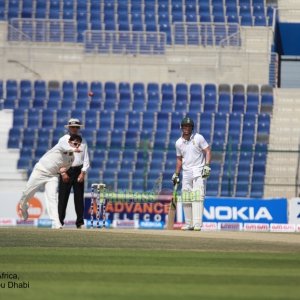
[269,52,279,87]
[83,30,166,55]
[173,22,241,48]
[8,18,77,43]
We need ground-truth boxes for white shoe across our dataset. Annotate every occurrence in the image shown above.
[19,202,29,221]
[181,224,194,231]
[193,224,202,231]
[52,226,63,229]
[52,223,63,229]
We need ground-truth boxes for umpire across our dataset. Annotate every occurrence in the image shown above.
[58,118,90,229]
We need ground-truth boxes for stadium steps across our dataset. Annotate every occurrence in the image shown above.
[264,88,300,198]
[0,110,26,190]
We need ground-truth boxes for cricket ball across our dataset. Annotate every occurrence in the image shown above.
[88,91,94,97]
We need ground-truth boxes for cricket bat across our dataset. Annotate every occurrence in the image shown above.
[166,183,178,230]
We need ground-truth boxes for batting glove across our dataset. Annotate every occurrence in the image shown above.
[172,173,180,185]
[202,165,211,179]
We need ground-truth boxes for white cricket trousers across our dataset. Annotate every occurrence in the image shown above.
[182,171,206,227]
[20,166,61,228]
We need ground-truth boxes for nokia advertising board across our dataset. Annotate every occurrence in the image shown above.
[203,198,288,224]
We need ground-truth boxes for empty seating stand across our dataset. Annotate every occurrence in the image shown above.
[5,0,276,51]
[4,80,272,197]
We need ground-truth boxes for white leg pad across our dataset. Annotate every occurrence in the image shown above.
[192,201,204,227]
[192,177,205,227]
[182,203,192,226]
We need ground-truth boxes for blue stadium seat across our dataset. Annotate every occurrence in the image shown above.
[17,147,33,169]
[85,110,98,130]
[189,83,202,112]
[256,114,270,143]
[199,112,213,143]
[113,111,126,130]
[253,4,265,17]
[203,91,217,113]
[141,112,155,132]
[7,128,22,148]
[27,109,41,128]
[5,79,18,109]
[89,81,103,108]
[20,79,32,94]
[217,94,231,113]
[199,2,210,15]
[75,95,89,110]
[131,92,145,111]
[90,155,104,170]
[95,129,110,149]
[51,128,65,146]
[12,108,26,128]
[161,84,174,112]
[124,129,139,150]
[260,95,273,115]
[34,80,46,92]
[228,113,242,146]
[235,178,250,197]
[99,111,112,131]
[246,94,259,114]
[203,84,217,112]
[213,4,225,17]
[159,23,172,44]
[41,108,55,128]
[232,94,246,113]
[227,14,239,23]
[214,112,228,131]
[254,15,267,26]
[17,156,32,170]
[18,95,31,109]
[117,82,129,97]
[146,90,160,111]
[175,83,188,102]
[8,0,19,18]
[250,182,264,198]
[220,176,234,197]
[226,5,238,17]
[204,83,217,96]
[22,128,37,148]
[252,0,265,6]
[0,1,5,19]
[110,129,124,150]
[80,128,95,148]
[156,112,170,131]
[241,15,253,26]
[128,111,142,131]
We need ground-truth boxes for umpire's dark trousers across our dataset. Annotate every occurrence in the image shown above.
[58,165,84,227]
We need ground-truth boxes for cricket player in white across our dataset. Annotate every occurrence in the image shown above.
[172,117,212,231]
[18,134,82,229]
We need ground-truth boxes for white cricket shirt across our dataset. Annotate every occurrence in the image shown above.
[175,133,209,176]
[35,139,75,175]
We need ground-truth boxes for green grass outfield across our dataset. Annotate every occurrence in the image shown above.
[0,228,300,300]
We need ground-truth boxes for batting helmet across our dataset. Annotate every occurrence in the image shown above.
[181,116,194,130]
